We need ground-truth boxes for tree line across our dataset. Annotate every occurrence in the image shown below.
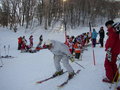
[0,0,119,32]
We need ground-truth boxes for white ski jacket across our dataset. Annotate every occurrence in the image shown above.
[49,40,72,57]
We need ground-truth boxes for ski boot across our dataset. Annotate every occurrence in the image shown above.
[53,70,63,77]
[68,72,75,80]
[102,78,112,83]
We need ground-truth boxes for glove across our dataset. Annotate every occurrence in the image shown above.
[69,56,75,62]
[118,54,120,61]
[106,48,112,62]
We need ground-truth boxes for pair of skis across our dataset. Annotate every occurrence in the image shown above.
[36,71,67,84]
[0,45,14,59]
[58,70,80,87]
[36,70,80,87]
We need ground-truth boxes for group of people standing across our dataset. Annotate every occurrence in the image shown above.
[64,27,105,61]
[91,27,105,48]
[64,32,91,60]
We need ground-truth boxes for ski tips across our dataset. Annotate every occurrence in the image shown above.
[36,81,42,84]
[76,70,81,73]
[57,85,62,88]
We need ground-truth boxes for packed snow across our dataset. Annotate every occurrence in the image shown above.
[0,24,119,90]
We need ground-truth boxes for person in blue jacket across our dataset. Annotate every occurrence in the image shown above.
[92,29,98,47]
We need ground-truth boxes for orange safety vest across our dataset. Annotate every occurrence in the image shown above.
[74,42,81,53]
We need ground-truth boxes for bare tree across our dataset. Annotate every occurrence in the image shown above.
[0,0,120,30]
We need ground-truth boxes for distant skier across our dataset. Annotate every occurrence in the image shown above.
[22,36,27,45]
[68,36,74,54]
[39,35,43,44]
[99,27,105,47]
[21,36,30,52]
[103,20,120,84]
[86,32,91,44]
[44,40,75,79]
[91,29,98,47]
[36,35,43,51]
[74,40,82,60]
[18,36,22,50]
[29,35,33,48]
[64,35,69,46]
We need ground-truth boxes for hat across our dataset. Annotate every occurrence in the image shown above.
[44,40,52,45]
[105,20,114,26]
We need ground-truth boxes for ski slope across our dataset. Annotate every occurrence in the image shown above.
[0,26,119,90]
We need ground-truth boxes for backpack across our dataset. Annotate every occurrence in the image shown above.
[112,22,120,34]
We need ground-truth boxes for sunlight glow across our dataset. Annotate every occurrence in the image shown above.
[63,0,67,2]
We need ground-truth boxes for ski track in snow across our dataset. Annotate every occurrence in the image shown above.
[0,26,119,90]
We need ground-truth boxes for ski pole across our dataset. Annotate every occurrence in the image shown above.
[89,22,96,66]
[0,58,3,66]
[4,45,6,56]
[0,45,3,67]
[114,57,120,89]
[80,53,83,61]
[114,72,120,90]
[8,45,10,56]
[92,49,96,65]
[74,61,85,69]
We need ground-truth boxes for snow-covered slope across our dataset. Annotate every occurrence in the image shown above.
[0,26,118,90]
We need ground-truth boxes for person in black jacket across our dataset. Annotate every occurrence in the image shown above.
[99,27,105,47]
[36,35,43,50]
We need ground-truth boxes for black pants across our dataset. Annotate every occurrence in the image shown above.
[92,39,96,47]
[75,53,81,59]
[71,48,74,54]
[18,43,21,50]
[99,38,104,47]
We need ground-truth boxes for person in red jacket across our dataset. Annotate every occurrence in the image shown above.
[103,20,120,83]
[68,37,74,54]
[64,35,69,46]
[18,36,22,50]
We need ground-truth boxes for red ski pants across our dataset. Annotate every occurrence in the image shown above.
[104,53,119,82]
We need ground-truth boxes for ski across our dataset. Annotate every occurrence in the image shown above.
[36,71,67,84]
[0,56,14,59]
[57,70,80,87]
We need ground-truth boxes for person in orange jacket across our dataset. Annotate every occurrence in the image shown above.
[74,40,82,60]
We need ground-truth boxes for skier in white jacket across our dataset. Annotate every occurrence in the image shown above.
[44,40,75,79]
